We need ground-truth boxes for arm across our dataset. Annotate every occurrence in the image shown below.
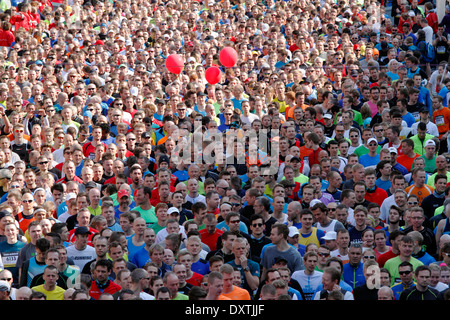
[240,257,260,291]
[0,109,10,134]
[19,260,29,288]
[23,118,30,136]
[435,219,445,245]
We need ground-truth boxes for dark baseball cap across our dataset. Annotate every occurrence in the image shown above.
[75,226,91,236]
[142,132,152,139]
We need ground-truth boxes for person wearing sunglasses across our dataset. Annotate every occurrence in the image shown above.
[247,214,271,266]
[391,261,416,300]
[11,123,31,161]
[0,269,16,299]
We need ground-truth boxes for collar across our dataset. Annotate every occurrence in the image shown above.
[433,191,445,198]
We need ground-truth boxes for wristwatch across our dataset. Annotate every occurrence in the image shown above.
[243,267,250,272]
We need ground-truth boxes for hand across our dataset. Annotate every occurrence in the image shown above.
[332,284,341,292]
[239,255,248,269]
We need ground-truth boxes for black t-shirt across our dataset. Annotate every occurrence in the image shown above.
[407,101,425,122]
[11,141,30,160]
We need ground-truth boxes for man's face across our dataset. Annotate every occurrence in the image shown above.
[43,268,59,286]
[399,241,414,257]
[304,255,318,273]
[416,270,431,288]
[102,206,115,222]
[119,194,130,207]
[89,189,101,205]
[410,210,424,229]
[354,185,366,202]
[337,232,350,249]
[435,178,447,194]
[4,224,18,241]
[109,245,124,260]
[28,225,42,242]
[165,275,179,297]
[232,240,247,259]
[94,265,110,283]
[204,219,217,235]
[322,271,336,291]
[414,171,426,186]
[209,278,224,297]
[354,211,367,228]
[354,168,365,181]
[348,246,363,265]
[392,178,405,191]
[394,192,407,207]
[76,233,89,248]
[94,239,109,257]
[302,188,314,203]
[77,212,90,226]
[140,226,155,245]
[436,157,447,170]
[133,218,147,235]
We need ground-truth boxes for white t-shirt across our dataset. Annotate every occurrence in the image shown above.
[291,270,323,300]
[155,226,186,244]
[66,244,97,270]
[240,113,259,126]
[422,25,434,45]
[410,121,439,137]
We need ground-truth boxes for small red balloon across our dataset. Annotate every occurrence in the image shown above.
[219,47,238,68]
[165,54,184,74]
[205,66,221,85]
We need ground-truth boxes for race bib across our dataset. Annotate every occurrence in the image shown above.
[435,115,445,126]
[2,251,18,268]
[437,46,446,54]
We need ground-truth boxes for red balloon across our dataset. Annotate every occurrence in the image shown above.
[219,47,238,68]
[205,67,221,85]
[165,54,184,74]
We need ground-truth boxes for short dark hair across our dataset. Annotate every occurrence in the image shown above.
[94,259,113,272]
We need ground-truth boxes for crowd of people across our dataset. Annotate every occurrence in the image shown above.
[0,0,449,303]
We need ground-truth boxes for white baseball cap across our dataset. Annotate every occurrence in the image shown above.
[322,231,337,241]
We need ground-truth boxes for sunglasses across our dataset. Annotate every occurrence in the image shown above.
[39,161,49,165]
[252,223,263,227]
[399,270,412,275]
[23,199,33,203]
[408,202,418,206]
[363,256,376,259]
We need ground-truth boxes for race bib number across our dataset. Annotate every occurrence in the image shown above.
[2,251,18,268]
[437,46,446,54]
[435,115,445,126]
